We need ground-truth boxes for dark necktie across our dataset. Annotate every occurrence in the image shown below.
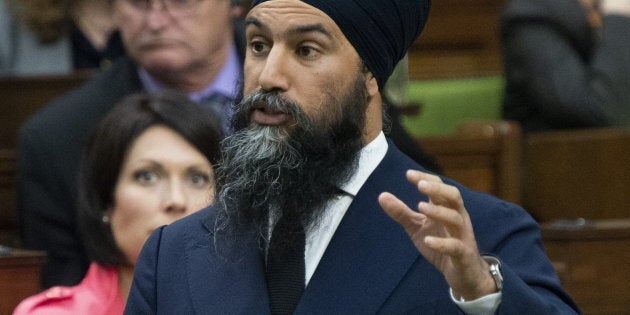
[265,216,306,314]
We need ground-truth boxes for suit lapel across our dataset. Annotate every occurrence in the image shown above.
[186,207,270,313]
[297,144,429,313]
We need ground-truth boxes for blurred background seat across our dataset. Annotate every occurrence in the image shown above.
[0,72,92,247]
[418,119,522,204]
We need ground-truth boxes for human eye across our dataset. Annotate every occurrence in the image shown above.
[249,39,270,56]
[133,169,159,185]
[296,44,320,60]
[188,171,211,188]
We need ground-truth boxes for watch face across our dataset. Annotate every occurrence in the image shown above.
[483,256,503,291]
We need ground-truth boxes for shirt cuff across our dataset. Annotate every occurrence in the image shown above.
[450,287,502,315]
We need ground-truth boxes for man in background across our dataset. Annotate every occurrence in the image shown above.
[18,0,244,288]
[501,0,630,132]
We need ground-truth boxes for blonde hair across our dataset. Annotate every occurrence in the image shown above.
[578,0,602,29]
[8,0,73,44]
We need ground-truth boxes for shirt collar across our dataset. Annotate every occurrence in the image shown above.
[339,131,388,197]
[137,44,241,101]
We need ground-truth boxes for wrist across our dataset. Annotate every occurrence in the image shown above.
[454,256,502,301]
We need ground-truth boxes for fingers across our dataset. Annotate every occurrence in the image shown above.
[418,179,464,211]
[406,169,442,186]
[378,192,426,231]
[418,201,464,232]
[417,204,469,257]
[406,170,462,208]
[384,169,480,279]
[424,235,465,258]
[378,192,463,256]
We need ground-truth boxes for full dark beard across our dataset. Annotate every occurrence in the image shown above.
[214,76,368,252]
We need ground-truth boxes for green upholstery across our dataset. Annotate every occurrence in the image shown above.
[402,76,504,136]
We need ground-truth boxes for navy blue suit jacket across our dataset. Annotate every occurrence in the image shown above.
[126,142,579,314]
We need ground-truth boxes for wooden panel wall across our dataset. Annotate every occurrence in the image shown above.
[419,120,522,204]
[409,0,505,80]
[0,150,18,246]
[0,72,91,247]
[0,248,46,314]
[543,219,630,314]
[528,128,630,313]
[524,128,630,222]
[0,72,91,149]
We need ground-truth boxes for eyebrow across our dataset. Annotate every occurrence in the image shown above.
[245,17,263,29]
[288,23,332,39]
[245,17,333,40]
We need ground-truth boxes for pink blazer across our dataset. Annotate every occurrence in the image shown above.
[13,263,124,315]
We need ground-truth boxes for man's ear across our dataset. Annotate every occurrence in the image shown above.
[364,72,379,98]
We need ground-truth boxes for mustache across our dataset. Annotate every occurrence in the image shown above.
[135,34,181,48]
[238,90,300,117]
[232,90,312,131]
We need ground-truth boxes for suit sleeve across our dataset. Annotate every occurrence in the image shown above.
[475,200,580,314]
[17,122,89,288]
[125,226,164,315]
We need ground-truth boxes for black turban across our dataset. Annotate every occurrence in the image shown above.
[251,0,431,89]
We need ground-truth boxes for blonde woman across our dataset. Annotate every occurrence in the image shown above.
[1,0,123,75]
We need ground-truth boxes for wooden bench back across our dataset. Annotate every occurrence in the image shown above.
[419,119,523,204]
[0,71,92,149]
[0,149,18,246]
[524,127,630,222]
[0,72,92,246]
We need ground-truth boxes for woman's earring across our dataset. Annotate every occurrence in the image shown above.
[102,215,111,224]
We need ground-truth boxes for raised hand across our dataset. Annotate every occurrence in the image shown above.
[378,170,497,300]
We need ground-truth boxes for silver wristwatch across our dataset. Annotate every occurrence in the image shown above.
[483,255,503,291]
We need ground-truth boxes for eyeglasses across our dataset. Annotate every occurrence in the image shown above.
[123,0,204,16]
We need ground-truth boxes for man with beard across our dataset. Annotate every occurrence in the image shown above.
[125,0,580,314]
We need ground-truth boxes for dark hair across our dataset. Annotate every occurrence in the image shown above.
[78,90,222,267]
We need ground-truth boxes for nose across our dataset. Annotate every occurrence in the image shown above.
[162,181,187,214]
[257,46,290,92]
[144,0,171,30]
[148,0,166,10]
